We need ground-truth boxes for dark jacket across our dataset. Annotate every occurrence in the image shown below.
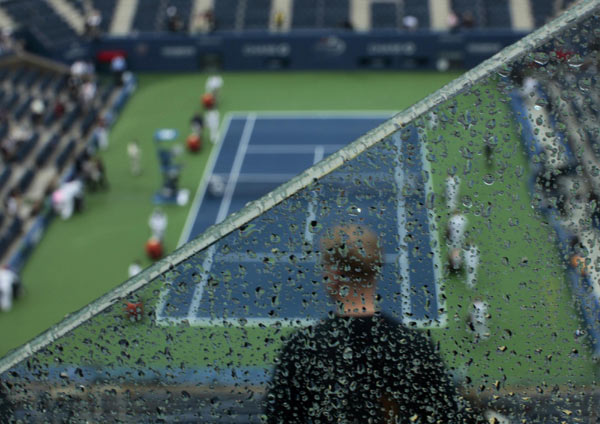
[265,313,483,423]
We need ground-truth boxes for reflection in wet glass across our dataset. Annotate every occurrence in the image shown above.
[1,1,600,422]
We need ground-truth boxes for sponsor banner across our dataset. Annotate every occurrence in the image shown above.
[92,30,526,71]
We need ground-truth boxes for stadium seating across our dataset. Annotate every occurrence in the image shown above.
[403,0,430,29]
[0,0,576,37]
[55,139,76,170]
[80,108,98,136]
[91,0,118,32]
[451,0,512,28]
[0,217,21,259]
[65,0,117,32]
[322,0,349,28]
[0,166,11,191]
[131,0,162,32]
[244,0,271,30]
[530,0,557,27]
[164,0,193,32]
[17,169,35,194]
[2,0,79,51]
[35,134,61,167]
[131,0,192,33]
[214,0,239,31]
[371,0,431,30]
[292,0,350,29]
[15,133,39,163]
[0,58,119,264]
[371,2,398,30]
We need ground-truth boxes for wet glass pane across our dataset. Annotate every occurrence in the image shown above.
[2,1,600,422]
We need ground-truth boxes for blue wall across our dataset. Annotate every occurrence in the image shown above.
[84,30,527,72]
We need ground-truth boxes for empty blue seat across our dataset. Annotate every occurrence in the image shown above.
[292,0,320,28]
[482,0,511,28]
[36,134,61,167]
[93,0,118,32]
[131,0,161,32]
[15,133,39,162]
[214,0,239,30]
[14,97,32,121]
[404,0,430,29]
[244,0,270,30]
[80,108,97,135]
[61,106,81,133]
[322,0,349,28]
[0,217,22,259]
[0,166,11,190]
[17,168,34,193]
[371,2,398,29]
[530,0,555,27]
[56,139,76,170]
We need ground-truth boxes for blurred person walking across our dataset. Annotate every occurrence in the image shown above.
[265,225,483,423]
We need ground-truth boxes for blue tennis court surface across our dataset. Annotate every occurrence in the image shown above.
[159,113,445,327]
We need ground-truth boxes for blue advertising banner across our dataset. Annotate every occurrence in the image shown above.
[87,30,526,72]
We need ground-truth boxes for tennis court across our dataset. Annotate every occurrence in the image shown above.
[157,113,445,327]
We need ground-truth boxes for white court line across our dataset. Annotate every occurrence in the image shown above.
[216,114,257,223]
[211,173,299,182]
[211,171,394,182]
[418,128,448,328]
[246,144,345,154]
[187,245,216,319]
[178,111,392,246]
[177,114,234,247]
[304,146,325,245]
[393,132,413,326]
[157,316,319,327]
[183,115,257,324]
[169,111,397,326]
[211,252,400,263]
[227,110,397,119]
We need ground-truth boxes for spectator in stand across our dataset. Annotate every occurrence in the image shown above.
[402,15,419,31]
[0,135,17,162]
[80,80,97,108]
[204,9,216,32]
[339,19,354,30]
[166,6,183,32]
[461,11,476,29]
[5,189,21,217]
[81,155,107,191]
[70,60,87,84]
[52,179,84,220]
[448,10,460,32]
[95,117,109,150]
[0,29,14,54]
[53,97,66,119]
[274,11,285,31]
[30,98,45,124]
[85,9,102,39]
[111,55,127,86]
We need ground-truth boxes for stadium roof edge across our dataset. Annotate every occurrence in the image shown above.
[0,0,599,374]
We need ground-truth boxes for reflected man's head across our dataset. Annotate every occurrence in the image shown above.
[320,225,382,313]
